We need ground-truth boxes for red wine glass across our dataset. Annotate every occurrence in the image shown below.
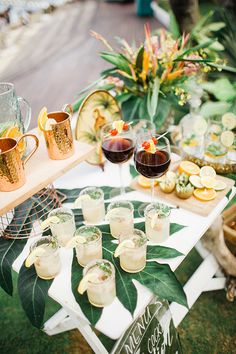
[101,122,134,194]
[134,134,171,202]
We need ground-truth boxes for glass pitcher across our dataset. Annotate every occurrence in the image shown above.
[0,82,31,137]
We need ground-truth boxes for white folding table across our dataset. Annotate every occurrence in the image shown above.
[12,161,236,354]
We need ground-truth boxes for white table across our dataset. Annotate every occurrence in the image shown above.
[13,161,236,354]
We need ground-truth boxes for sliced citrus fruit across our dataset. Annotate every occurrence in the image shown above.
[214,180,227,191]
[200,166,216,179]
[220,131,234,147]
[137,175,157,188]
[200,176,217,189]
[113,120,124,133]
[25,247,46,268]
[78,272,99,294]
[222,113,236,130]
[3,126,26,154]
[189,175,203,188]
[38,106,48,131]
[44,118,57,131]
[40,216,60,230]
[74,194,91,208]
[193,188,217,201]
[114,239,135,258]
[65,236,86,249]
[178,161,200,176]
[193,117,208,135]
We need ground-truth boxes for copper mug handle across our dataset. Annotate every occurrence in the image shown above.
[62,103,73,116]
[17,133,39,165]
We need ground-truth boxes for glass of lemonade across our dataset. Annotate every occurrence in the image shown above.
[115,229,147,273]
[106,200,134,239]
[79,187,105,224]
[145,203,171,243]
[48,207,76,247]
[79,259,116,307]
[74,226,102,267]
[29,236,61,280]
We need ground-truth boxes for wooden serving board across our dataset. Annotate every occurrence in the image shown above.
[0,128,95,216]
[131,174,235,217]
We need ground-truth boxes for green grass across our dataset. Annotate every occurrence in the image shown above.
[1,250,236,353]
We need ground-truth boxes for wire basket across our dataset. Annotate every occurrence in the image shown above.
[0,185,66,240]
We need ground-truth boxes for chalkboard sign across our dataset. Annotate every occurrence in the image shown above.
[112,297,182,354]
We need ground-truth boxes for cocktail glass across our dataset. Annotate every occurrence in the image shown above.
[48,207,76,247]
[145,203,171,243]
[74,226,102,267]
[30,236,61,280]
[79,187,105,224]
[106,200,134,239]
[116,229,147,273]
[80,259,116,307]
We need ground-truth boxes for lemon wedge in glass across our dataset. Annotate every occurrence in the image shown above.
[78,273,99,294]
[65,236,86,249]
[40,216,60,230]
[114,239,135,258]
[25,247,46,268]
[221,131,234,148]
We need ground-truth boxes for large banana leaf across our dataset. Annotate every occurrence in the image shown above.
[0,199,35,295]
[18,264,53,329]
[71,225,186,326]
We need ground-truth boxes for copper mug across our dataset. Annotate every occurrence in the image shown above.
[43,104,74,160]
[0,134,39,192]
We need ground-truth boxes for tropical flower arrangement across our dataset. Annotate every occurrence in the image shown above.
[75,24,218,131]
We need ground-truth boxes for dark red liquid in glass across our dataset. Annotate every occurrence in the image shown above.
[134,150,170,178]
[102,138,134,164]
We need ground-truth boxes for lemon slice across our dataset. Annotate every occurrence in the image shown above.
[200,176,217,189]
[193,117,208,135]
[114,239,135,257]
[74,194,91,208]
[44,118,57,131]
[113,120,124,133]
[78,273,99,294]
[179,161,200,176]
[25,247,46,268]
[65,236,86,249]
[40,216,60,230]
[37,107,48,131]
[222,113,236,130]
[147,139,156,154]
[200,166,216,179]
[138,175,157,188]
[214,180,227,191]
[189,175,203,188]
[193,188,217,201]
[220,131,234,147]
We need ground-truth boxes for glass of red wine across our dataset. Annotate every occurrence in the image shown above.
[101,122,134,194]
[134,133,171,201]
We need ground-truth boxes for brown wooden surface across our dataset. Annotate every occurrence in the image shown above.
[1,0,159,129]
[0,128,94,216]
[131,174,235,217]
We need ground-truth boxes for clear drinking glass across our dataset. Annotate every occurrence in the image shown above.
[75,226,102,267]
[145,203,171,243]
[101,122,134,194]
[134,119,156,136]
[107,200,134,239]
[83,259,116,307]
[79,187,105,224]
[118,229,147,273]
[204,119,228,163]
[48,207,76,247]
[30,236,61,280]
[134,133,171,202]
